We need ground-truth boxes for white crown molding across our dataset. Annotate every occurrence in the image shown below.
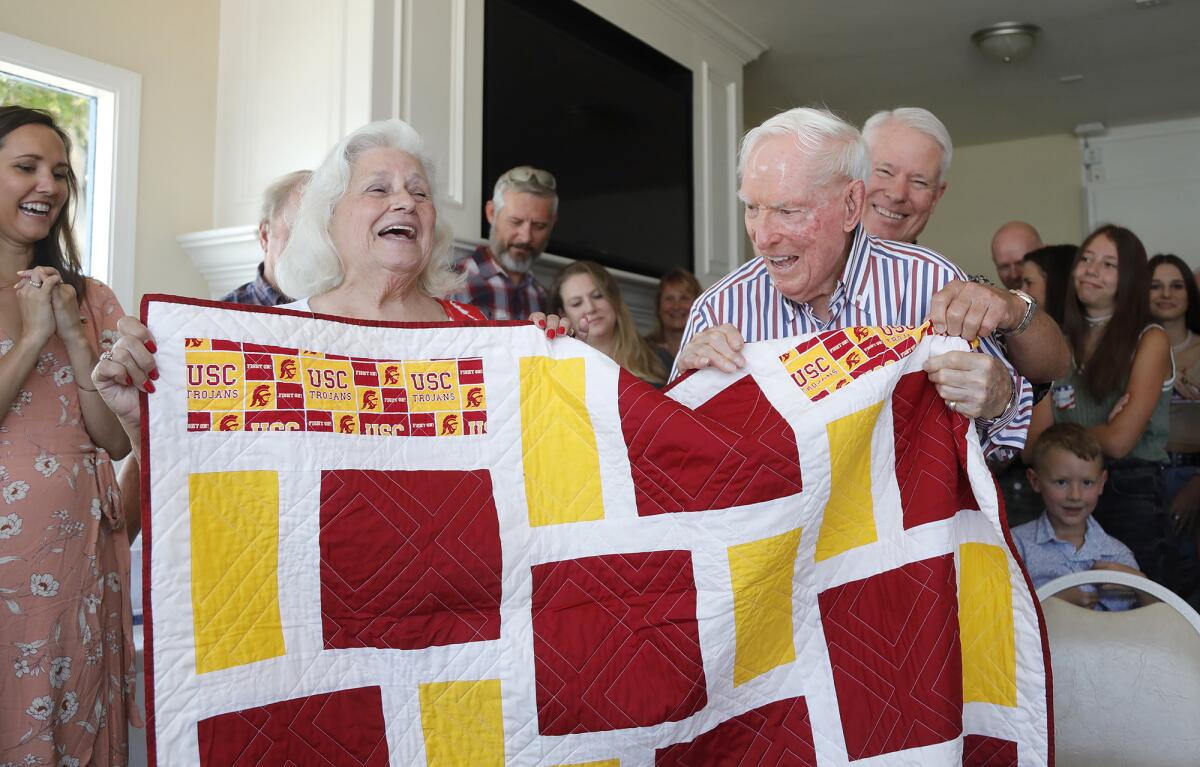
[643,0,767,65]
[179,229,661,332]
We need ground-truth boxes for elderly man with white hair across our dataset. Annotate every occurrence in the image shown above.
[860,107,1067,384]
[675,106,1031,459]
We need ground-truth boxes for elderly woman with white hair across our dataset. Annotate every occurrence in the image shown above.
[91,118,572,445]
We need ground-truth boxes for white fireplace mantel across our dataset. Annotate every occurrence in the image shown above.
[178,228,662,332]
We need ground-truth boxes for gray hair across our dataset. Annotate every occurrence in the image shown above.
[259,169,312,226]
[862,107,953,180]
[739,107,869,188]
[492,169,558,215]
[275,119,463,300]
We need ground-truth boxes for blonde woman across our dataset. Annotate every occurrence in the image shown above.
[553,261,667,386]
[646,267,700,361]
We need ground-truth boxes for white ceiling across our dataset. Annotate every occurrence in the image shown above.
[704,0,1200,147]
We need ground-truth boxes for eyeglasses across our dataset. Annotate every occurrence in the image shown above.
[501,165,557,190]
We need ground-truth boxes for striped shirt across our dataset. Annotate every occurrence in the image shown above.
[448,246,548,321]
[674,225,1032,457]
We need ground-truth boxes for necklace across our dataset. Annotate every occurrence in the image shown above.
[1172,330,1194,354]
[1085,312,1112,327]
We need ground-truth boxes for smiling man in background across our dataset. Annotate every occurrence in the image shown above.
[859,108,1067,384]
[675,106,1034,459]
[451,165,558,319]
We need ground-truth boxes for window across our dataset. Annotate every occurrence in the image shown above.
[0,71,98,266]
[0,31,141,308]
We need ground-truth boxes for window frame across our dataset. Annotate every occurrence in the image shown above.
[1,31,141,310]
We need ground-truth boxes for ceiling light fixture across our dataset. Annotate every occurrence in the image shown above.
[971,22,1041,63]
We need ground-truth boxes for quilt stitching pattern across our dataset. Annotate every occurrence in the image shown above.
[319,469,503,650]
[618,371,803,515]
[892,371,981,528]
[143,298,1050,766]
[196,685,390,766]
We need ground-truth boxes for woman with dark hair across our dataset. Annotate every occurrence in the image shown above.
[1148,253,1200,545]
[1150,253,1200,402]
[1021,244,1076,325]
[553,260,667,386]
[1023,224,1174,586]
[0,106,136,764]
[646,267,700,365]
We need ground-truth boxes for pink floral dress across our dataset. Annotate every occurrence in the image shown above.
[0,280,138,767]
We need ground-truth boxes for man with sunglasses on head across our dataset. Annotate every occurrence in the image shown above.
[451,166,559,319]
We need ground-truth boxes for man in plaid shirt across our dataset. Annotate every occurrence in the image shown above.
[450,166,557,320]
[221,170,311,306]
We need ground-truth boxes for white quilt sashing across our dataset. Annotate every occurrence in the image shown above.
[140,295,1051,767]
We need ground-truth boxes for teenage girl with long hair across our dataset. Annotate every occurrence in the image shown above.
[1024,224,1174,587]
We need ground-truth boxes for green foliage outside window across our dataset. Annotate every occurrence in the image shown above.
[0,71,96,265]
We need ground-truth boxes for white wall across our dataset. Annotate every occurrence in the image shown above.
[919,133,1085,279]
[1085,116,1200,269]
[212,0,375,228]
[194,0,764,303]
[0,0,221,303]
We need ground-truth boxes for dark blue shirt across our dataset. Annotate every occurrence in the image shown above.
[220,263,291,307]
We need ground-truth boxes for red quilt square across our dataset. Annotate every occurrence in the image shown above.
[320,469,501,649]
[892,372,979,529]
[818,554,962,760]
[532,549,706,735]
[655,696,816,766]
[197,686,389,766]
[963,734,1018,766]
[618,371,802,515]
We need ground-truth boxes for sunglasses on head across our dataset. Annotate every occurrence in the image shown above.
[502,166,556,190]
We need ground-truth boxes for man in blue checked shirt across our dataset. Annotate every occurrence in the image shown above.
[674,107,1033,459]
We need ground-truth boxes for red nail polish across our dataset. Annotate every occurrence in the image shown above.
[143,381,156,393]
[125,376,132,386]
[145,340,158,354]
[149,368,159,381]
[537,319,546,328]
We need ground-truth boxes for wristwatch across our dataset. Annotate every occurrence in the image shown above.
[998,289,1037,337]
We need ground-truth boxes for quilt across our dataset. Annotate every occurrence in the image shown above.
[140,295,1052,766]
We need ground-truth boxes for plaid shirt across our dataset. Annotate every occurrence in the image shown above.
[449,246,548,320]
[220,263,292,307]
[674,225,1032,458]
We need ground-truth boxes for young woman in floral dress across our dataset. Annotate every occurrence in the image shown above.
[0,107,137,767]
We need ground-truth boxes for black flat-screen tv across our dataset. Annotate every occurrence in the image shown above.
[483,0,693,278]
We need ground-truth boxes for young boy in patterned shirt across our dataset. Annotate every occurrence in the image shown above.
[1011,423,1151,610]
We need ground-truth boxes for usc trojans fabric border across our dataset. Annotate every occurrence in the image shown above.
[140,295,1051,767]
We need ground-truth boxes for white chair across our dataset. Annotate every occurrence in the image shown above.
[1037,570,1200,767]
